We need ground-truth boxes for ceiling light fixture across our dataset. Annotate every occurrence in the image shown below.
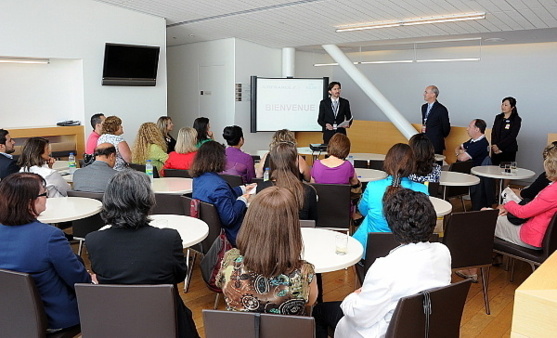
[416,58,480,63]
[336,12,486,32]
[0,57,50,64]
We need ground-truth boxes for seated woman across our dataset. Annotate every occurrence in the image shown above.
[216,186,318,314]
[162,127,198,173]
[0,173,91,331]
[222,125,255,184]
[193,117,213,148]
[255,129,311,182]
[18,137,70,197]
[353,143,428,254]
[256,142,317,220]
[85,170,199,338]
[511,141,556,200]
[408,133,441,183]
[192,141,253,246]
[313,189,451,337]
[98,116,132,171]
[132,122,169,170]
[157,116,176,153]
[311,133,359,186]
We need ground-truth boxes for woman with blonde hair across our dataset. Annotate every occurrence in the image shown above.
[97,116,132,171]
[255,129,310,181]
[132,122,168,170]
[217,186,318,314]
[156,116,176,153]
[162,127,198,172]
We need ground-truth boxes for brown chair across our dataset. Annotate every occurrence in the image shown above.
[310,183,352,231]
[369,160,384,171]
[128,162,160,178]
[75,283,177,338]
[203,310,315,338]
[67,190,105,256]
[384,279,472,338]
[0,269,80,338]
[444,160,474,210]
[442,209,499,314]
[164,169,192,178]
[353,160,368,169]
[493,212,557,281]
[219,173,244,187]
[151,193,188,215]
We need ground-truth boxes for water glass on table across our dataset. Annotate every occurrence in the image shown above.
[335,233,348,255]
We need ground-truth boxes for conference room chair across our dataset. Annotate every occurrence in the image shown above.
[444,160,474,210]
[310,183,352,232]
[219,173,244,188]
[368,160,384,171]
[493,212,557,282]
[442,209,499,314]
[0,269,81,338]
[163,168,192,178]
[428,181,441,198]
[67,190,105,256]
[384,279,472,338]
[353,159,368,169]
[128,162,160,178]
[252,177,264,185]
[203,310,315,338]
[151,193,188,215]
[251,155,261,164]
[75,283,177,338]
[300,219,316,228]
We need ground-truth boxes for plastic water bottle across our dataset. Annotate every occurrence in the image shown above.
[263,167,270,182]
[146,160,154,182]
[348,155,354,166]
[68,153,77,174]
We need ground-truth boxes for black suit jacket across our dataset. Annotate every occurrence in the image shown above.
[421,101,451,154]
[0,153,20,179]
[491,112,521,153]
[318,97,352,131]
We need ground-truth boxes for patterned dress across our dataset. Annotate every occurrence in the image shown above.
[216,249,315,315]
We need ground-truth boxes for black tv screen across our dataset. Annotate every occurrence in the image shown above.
[102,43,160,86]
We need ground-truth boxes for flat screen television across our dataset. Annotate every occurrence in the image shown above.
[102,43,160,86]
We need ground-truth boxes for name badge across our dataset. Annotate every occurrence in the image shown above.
[505,123,510,129]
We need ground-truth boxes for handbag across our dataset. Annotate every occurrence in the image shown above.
[507,198,531,225]
[200,229,232,293]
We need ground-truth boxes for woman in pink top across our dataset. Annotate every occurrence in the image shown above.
[162,127,198,175]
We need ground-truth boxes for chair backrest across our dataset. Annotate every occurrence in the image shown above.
[310,183,351,229]
[385,279,472,338]
[445,160,475,197]
[541,212,557,260]
[428,181,441,198]
[151,193,188,215]
[252,177,264,185]
[353,160,368,169]
[219,173,244,187]
[67,190,104,200]
[251,155,261,164]
[442,209,499,269]
[0,269,48,337]
[300,219,316,228]
[67,190,105,239]
[164,169,192,178]
[128,163,160,178]
[75,283,177,338]
[203,310,315,338]
[368,160,384,171]
[181,196,223,254]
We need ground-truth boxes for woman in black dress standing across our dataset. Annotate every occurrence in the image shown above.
[491,97,521,165]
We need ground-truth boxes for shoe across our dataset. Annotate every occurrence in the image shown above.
[455,270,478,283]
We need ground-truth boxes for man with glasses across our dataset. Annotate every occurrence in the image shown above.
[0,129,19,179]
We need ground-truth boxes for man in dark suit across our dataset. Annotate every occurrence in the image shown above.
[0,129,20,179]
[421,85,451,155]
[318,82,353,144]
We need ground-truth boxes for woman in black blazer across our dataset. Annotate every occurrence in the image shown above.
[491,96,522,165]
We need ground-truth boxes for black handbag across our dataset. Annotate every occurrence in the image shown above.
[507,198,531,225]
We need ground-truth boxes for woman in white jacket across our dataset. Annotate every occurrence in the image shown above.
[18,137,70,198]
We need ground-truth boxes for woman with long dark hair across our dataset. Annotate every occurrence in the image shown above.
[193,117,213,148]
[491,96,521,165]
[408,133,441,183]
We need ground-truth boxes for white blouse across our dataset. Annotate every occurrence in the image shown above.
[20,164,70,198]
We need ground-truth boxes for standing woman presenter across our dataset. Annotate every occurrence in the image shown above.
[491,97,521,165]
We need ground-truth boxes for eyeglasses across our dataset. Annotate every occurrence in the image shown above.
[37,191,48,198]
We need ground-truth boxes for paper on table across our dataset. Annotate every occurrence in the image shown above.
[337,117,353,128]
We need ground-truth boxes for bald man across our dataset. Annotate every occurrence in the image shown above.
[421,85,451,155]
[72,143,117,192]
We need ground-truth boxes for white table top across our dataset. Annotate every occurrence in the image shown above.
[149,214,209,248]
[38,197,102,223]
[429,196,452,217]
[439,171,480,187]
[348,153,445,163]
[301,228,363,274]
[471,166,536,180]
[52,160,70,171]
[355,168,388,183]
[151,177,193,194]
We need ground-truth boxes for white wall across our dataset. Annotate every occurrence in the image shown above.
[0,0,167,144]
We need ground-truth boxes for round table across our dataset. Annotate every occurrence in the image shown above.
[151,177,193,194]
[355,168,387,183]
[301,228,363,274]
[429,196,452,217]
[52,160,70,171]
[149,214,209,248]
[471,165,536,203]
[439,171,480,199]
[349,153,445,163]
[38,197,102,223]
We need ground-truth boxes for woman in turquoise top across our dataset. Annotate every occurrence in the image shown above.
[353,143,429,255]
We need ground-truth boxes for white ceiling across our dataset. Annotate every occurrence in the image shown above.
[95,0,557,51]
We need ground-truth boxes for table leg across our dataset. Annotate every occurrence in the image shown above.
[316,273,323,303]
[443,186,447,200]
[183,249,196,293]
[498,179,504,205]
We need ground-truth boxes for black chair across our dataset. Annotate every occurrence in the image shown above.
[428,181,441,198]
[251,155,261,164]
[310,183,352,231]
[252,177,264,185]
[444,160,474,210]
[494,212,557,281]
[75,283,177,338]
[384,280,472,338]
[353,160,368,169]
[67,190,105,256]
[128,163,160,178]
[203,310,315,338]
[163,168,192,178]
[219,173,243,187]
[0,269,81,338]
[442,209,499,314]
[369,160,384,171]
[151,193,188,215]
